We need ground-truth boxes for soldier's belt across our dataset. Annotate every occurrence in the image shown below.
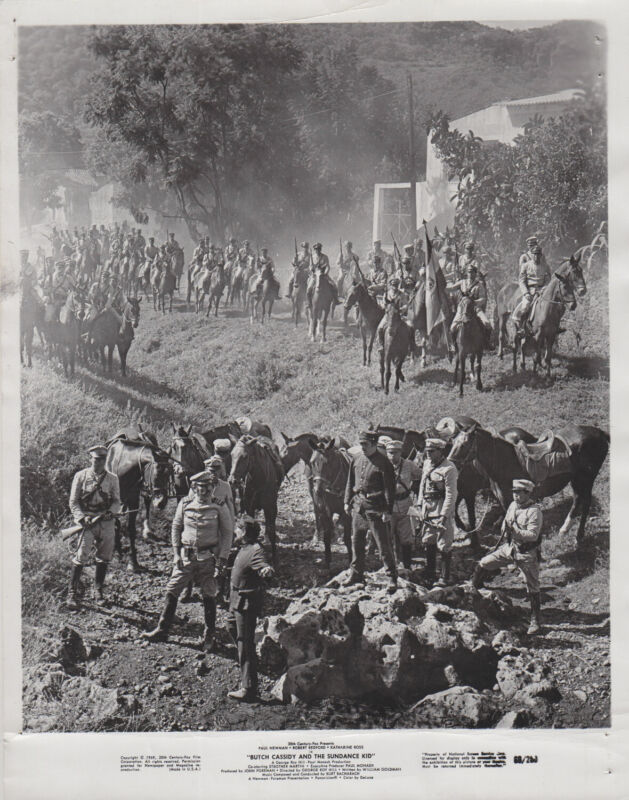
[182,545,214,558]
[358,490,385,500]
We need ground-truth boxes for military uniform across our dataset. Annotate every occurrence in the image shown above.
[344,436,398,588]
[69,467,121,566]
[513,247,551,329]
[308,246,339,305]
[387,443,421,568]
[226,534,274,699]
[450,275,490,332]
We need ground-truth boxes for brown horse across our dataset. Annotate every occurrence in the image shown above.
[229,435,284,562]
[255,266,279,323]
[207,263,227,317]
[308,440,352,569]
[406,279,454,368]
[157,264,177,313]
[449,422,609,543]
[344,281,384,366]
[170,248,185,291]
[496,253,585,373]
[452,295,484,396]
[44,291,81,377]
[20,284,44,368]
[106,432,173,570]
[291,269,309,326]
[309,272,335,342]
[227,261,247,308]
[379,300,416,394]
[168,424,208,500]
[89,296,141,376]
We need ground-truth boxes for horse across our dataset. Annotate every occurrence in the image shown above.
[89,296,141,376]
[194,267,213,314]
[452,295,485,396]
[309,272,335,342]
[495,253,585,372]
[344,281,384,366]
[206,263,227,317]
[157,264,177,314]
[379,300,416,394]
[257,265,279,323]
[106,434,173,571]
[43,291,81,377]
[168,424,208,500]
[170,248,185,291]
[405,279,454,368]
[229,435,284,562]
[308,440,352,569]
[227,261,247,308]
[20,284,44,368]
[151,263,164,311]
[291,269,309,326]
[448,422,609,543]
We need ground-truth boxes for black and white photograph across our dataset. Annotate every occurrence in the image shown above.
[11,14,613,746]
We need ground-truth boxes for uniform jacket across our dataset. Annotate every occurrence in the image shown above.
[459,254,482,274]
[171,495,234,559]
[518,254,550,294]
[185,477,235,522]
[454,277,487,311]
[311,253,330,275]
[345,450,396,514]
[417,458,458,524]
[390,457,421,514]
[503,500,543,552]
[229,541,273,612]
[70,468,121,523]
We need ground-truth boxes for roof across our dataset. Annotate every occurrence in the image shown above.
[498,89,580,107]
[45,168,99,189]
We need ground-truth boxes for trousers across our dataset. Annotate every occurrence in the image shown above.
[479,542,540,593]
[349,509,397,579]
[226,608,259,691]
[165,553,218,598]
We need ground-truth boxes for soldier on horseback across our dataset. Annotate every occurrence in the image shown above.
[368,255,388,299]
[337,240,360,289]
[307,242,341,307]
[512,240,551,334]
[144,236,159,263]
[367,240,392,273]
[20,249,37,286]
[239,240,255,266]
[287,241,310,299]
[165,231,180,256]
[450,262,493,348]
[253,248,281,299]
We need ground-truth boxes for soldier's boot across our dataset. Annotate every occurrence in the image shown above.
[468,531,483,556]
[142,593,178,643]
[423,544,437,587]
[436,552,452,587]
[94,562,108,605]
[67,564,84,610]
[201,596,217,652]
[227,687,258,702]
[401,545,413,570]
[470,564,490,589]
[527,592,542,635]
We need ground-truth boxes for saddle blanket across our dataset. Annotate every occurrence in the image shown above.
[514,430,572,483]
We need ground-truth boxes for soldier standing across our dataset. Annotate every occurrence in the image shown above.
[226,519,274,702]
[414,438,458,587]
[343,430,398,593]
[67,445,121,609]
[204,456,236,522]
[142,472,234,650]
[471,479,543,635]
[385,440,421,569]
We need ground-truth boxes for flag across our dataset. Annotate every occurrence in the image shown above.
[424,222,451,335]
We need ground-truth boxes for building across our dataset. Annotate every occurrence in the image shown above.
[373,88,580,242]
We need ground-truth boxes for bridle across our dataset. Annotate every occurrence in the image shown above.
[311,449,348,498]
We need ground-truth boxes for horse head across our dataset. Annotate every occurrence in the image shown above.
[309,442,347,504]
[553,270,578,311]
[124,296,142,328]
[344,281,360,311]
[229,435,256,483]
[448,421,480,466]
[169,424,202,478]
[143,450,172,510]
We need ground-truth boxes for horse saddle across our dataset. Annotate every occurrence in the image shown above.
[107,427,160,450]
[514,430,572,483]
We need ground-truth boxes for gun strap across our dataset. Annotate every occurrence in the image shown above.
[80,471,107,505]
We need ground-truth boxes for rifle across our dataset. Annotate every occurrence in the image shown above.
[61,509,139,541]
[294,237,298,267]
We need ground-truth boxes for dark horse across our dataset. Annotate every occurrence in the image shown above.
[309,272,335,342]
[308,440,352,569]
[168,424,208,501]
[344,281,384,366]
[157,264,177,314]
[106,435,173,570]
[20,283,44,368]
[495,253,586,374]
[89,296,141,376]
[452,295,484,396]
[229,436,284,562]
[379,300,416,394]
[449,422,609,543]
[406,278,454,368]
[44,291,81,377]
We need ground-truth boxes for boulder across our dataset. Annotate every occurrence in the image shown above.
[496,652,561,707]
[405,686,500,728]
[57,626,88,674]
[60,677,127,728]
[495,709,530,728]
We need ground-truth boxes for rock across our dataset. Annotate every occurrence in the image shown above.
[405,686,500,728]
[60,677,126,727]
[444,665,459,687]
[157,674,170,684]
[495,710,530,728]
[491,630,520,657]
[573,689,587,703]
[258,635,287,676]
[57,627,87,674]
[496,653,550,700]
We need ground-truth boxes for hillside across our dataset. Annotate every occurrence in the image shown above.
[21,266,609,731]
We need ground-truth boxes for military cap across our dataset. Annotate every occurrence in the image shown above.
[377,435,393,449]
[243,240,250,245]
[261,247,268,253]
[464,241,475,251]
[191,471,213,485]
[531,245,542,254]
[404,243,414,251]
[424,438,447,451]
[313,242,322,250]
[526,236,538,246]
[204,455,225,472]
[230,236,237,242]
[88,445,108,457]
[385,439,403,452]
[373,239,381,246]
[358,430,379,443]
[213,438,232,454]
[513,478,535,493]
[345,240,353,248]
[169,232,175,237]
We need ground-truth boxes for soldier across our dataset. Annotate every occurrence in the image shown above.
[142,471,234,650]
[225,236,239,262]
[212,438,234,478]
[343,429,398,593]
[400,256,419,291]
[414,438,458,587]
[144,236,159,264]
[367,240,392,272]
[226,518,274,702]
[307,242,341,307]
[239,239,255,266]
[385,440,421,569]
[20,249,37,286]
[512,243,552,333]
[458,241,482,275]
[204,456,236,522]
[449,262,493,348]
[165,231,180,255]
[337,240,360,288]
[471,479,543,635]
[135,228,146,252]
[67,445,121,609]
[412,236,426,269]
[441,245,459,285]
[287,241,311,299]
[368,255,388,298]
[49,262,74,315]
[403,243,421,275]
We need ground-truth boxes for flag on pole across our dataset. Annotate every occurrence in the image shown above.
[423,221,451,335]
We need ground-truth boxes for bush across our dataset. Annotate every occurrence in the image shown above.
[244,353,296,400]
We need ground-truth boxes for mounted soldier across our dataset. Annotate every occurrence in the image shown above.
[224,237,239,262]
[400,256,419,294]
[337,240,361,290]
[47,261,75,320]
[450,262,493,349]
[368,255,388,299]
[144,236,159,264]
[67,445,121,609]
[135,228,146,253]
[307,242,341,308]
[512,240,551,334]
[441,244,459,285]
[239,240,255,266]
[367,240,392,273]
[458,241,482,276]
[287,241,311,299]
[20,249,37,287]
[165,231,180,256]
